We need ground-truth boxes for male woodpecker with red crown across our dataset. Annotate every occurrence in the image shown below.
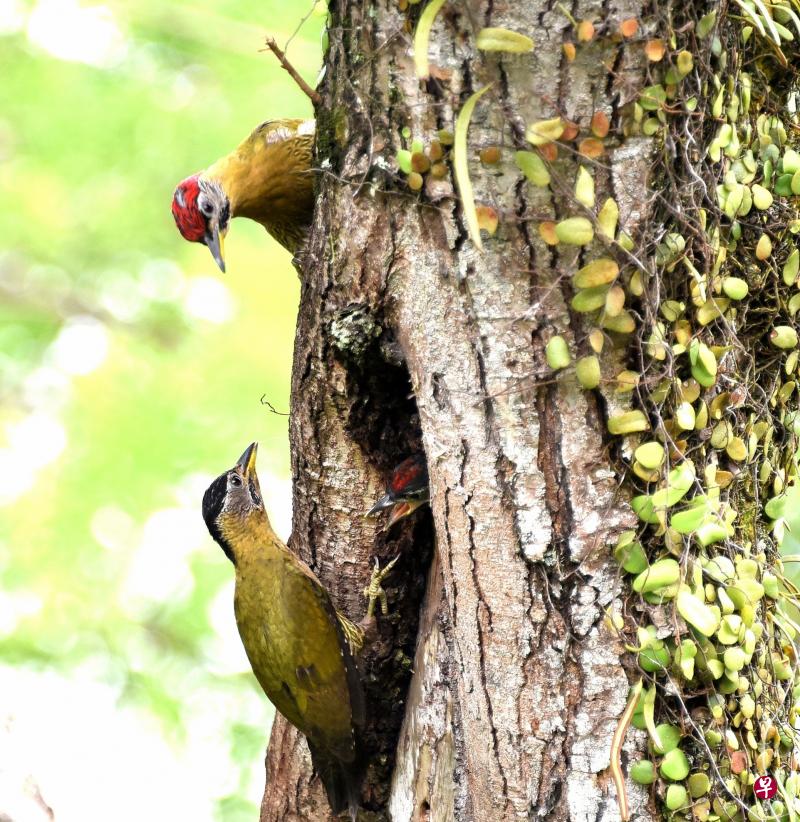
[171,118,315,271]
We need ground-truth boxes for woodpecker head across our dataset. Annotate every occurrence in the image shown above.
[202,442,264,563]
[172,174,230,272]
[365,453,429,523]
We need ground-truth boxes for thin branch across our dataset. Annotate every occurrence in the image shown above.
[262,37,322,106]
[260,395,290,416]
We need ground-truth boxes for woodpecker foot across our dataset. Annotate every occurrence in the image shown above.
[363,555,400,621]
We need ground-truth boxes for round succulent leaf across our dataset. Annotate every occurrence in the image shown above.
[726,437,747,461]
[525,117,565,146]
[660,749,690,781]
[675,401,696,431]
[613,537,648,574]
[604,285,626,317]
[670,498,712,534]
[476,27,535,52]
[555,217,594,245]
[575,166,595,208]
[784,249,800,285]
[630,760,656,785]
[633,558,680,593]
[666,784,688,811]
[575,355,601,389]
[571,285,609,313]
[770,326,799,349]
[588,329,604,353]
[639,643,671,671]
[740,694,755,718]
[756,233,773,260]
[717,615,742,645]
[697,521,729,547]
[396,149,413,174]
[608,410,649,435]
[639,84,666,110]
[784,148,800,174]
[651,723,682,755]
[573,258,619,288]
[726,578,764,607]
[776,174,795,196]
[688,772,710,798]
[546,335,571,370]
[723,646,746,671]
[677,588,721,637]
[752,183,773,209]
[515,150,550,186]
[691,362,716,388]
[631,494,659,524]
[722,277,748,300]
[597,198,618,238]
[601,311,636,334]
[634,441,665,469]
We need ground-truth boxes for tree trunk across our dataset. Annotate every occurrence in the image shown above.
[264,1,656,820]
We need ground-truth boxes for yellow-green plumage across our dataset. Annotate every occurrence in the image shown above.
[205,118,315,253]
[226,515,362,762]
[202,445,364,818]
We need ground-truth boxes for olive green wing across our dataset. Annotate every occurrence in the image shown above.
[251,118,315,146]
[241,118,315,252]
[249,555,363,762]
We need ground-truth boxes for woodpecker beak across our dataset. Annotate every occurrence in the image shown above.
[205,222,226,273]
[235,442,258,479]
[365,493,395,518]
[386,498,426,529]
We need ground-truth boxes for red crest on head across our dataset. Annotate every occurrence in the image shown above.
[390,454,428,496]
[172,174,206,242]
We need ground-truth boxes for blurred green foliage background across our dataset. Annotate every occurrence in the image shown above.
[0,1,323,819]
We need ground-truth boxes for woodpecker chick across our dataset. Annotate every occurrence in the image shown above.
[366,453,429,528]
[202,442,364,819]
[172,118,315,271]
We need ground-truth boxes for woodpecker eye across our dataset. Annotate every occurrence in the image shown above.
[199,196,214,217]
[230,474,242,488]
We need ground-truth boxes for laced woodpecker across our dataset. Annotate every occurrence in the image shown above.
[202,442,392,819]
[366,453,429,528]
[172,118,315,271]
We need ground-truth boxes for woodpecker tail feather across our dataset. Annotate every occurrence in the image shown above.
[308,742,364,820]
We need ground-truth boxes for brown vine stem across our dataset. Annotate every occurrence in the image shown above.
[610,678,643,822]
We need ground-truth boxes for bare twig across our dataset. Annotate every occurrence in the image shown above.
[262,37,322,106]
[283,0,319,53]
[260,395,289,416]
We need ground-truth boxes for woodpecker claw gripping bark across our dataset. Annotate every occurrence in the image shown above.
[363,555,400,620]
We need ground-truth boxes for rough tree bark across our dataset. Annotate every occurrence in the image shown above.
[261,1,658,820]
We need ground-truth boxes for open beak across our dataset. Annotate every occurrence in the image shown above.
[386,498,426,529]
[235,442,258,479]
[365,493,395,518]
[205,223,226,273]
